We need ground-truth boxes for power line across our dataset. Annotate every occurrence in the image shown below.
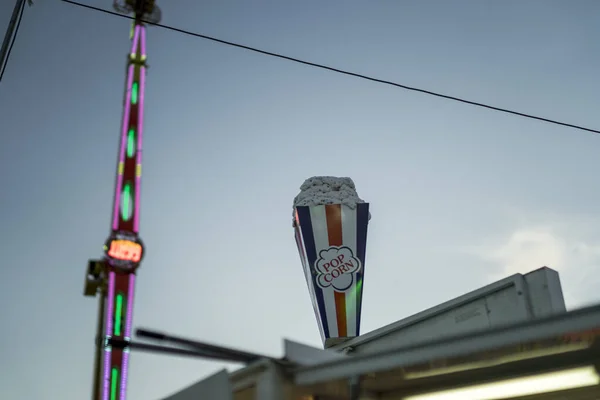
[61,0,600,136]
[0,0,26,83]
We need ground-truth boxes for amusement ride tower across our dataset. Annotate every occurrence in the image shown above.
[83,1,161,399]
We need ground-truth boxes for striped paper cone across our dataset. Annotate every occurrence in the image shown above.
[294,203,369,348]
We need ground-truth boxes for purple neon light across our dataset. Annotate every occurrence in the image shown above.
[103,24,146,400]
[124,274,136,338]
[141,26,147,58]
[133,27,147,233]
[120,350,130,400]
[105,272,116,335]
[103,348,111,400]
[112,64,135,230]
[131,25,140,55]
[102,271,116,400]
[118,275,136,399]
[133,67,146,233]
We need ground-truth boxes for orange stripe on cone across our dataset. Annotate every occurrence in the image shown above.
[334,291,347,337]
[325,204,347,337]
[325,204,343,245]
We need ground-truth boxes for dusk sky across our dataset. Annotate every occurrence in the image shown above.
[1,0,600,399]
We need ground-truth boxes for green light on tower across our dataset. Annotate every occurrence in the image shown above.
[111,368,119,400]
[114,293,124,336]
[121,183,132,222]
[131,82,138,105]
[127,129,135,158]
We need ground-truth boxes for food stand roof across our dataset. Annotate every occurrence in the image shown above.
[160,304,600,399]
[293,304,600,399]
[328,267,566,355]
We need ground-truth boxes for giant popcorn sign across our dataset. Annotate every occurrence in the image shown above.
[293,202,370,348]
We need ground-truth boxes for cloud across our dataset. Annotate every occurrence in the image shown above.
[485,227,566,278]
[463,217,600,309]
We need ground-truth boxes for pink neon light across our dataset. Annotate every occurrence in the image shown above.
[120,350,130,400]
[103,348,111,400]
[131,25,140,54]
[116,277,135,400]
[141,26,147,58]
[125,274,136,338]
[133,26,147,233]
[104,23,145,400]
[112,64,135,230]
[133,67,145,232]
[102,271,116,400]
[138,27,146,156]
[105,272,116,335]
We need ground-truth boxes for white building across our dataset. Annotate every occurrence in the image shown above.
[161,268,600,399]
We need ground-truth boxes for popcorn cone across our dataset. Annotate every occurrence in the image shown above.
[294,203,370,348]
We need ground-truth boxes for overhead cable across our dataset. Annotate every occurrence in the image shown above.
[60,0,600,135]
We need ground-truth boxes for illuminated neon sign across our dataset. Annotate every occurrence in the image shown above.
[104,233,144,270]
[108,239,142,262]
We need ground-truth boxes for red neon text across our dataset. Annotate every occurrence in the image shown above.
[108,240,142,263]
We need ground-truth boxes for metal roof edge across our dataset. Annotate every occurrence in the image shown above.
[329,270,531,351]
[295,302,600,385]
